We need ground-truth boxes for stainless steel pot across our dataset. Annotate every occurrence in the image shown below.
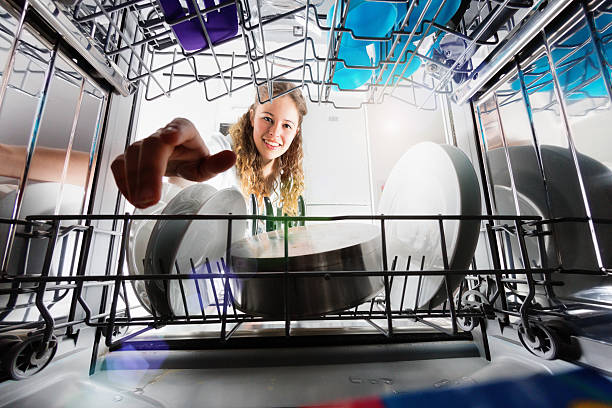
[229,223,384,318]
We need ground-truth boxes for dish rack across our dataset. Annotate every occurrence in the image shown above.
[1,0,611,383]
[2,210,606,380]
[15,0,544,109]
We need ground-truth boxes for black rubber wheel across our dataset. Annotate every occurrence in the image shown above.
[518,323,560,360]
[0,335,22,375]
[4,335,57,380]
[457,308,479,332]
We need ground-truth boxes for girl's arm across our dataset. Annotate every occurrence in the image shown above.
[0,143,91,186]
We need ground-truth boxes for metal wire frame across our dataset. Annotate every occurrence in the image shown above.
[2,212,606,374]
[58,0,538,108]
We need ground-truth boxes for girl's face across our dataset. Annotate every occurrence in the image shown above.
[250,95,300,165]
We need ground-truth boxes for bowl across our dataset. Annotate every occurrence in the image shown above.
[230,222,384,318]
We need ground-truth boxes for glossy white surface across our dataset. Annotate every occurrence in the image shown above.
[127,182,181,313]
[145,185,247,316]
[378,142,481,309]
[145,184,218,316]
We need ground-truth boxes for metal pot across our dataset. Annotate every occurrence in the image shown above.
[229,223,384,318]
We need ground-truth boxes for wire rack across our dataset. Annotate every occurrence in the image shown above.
[2,211,609,379]
[27,0,545,109]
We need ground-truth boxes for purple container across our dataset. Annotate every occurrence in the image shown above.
[158,0,238,51]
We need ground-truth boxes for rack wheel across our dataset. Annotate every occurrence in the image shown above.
[517,323,560,360]
[3,335,58,380]
[457,308,479,332]
[0,335,22,375]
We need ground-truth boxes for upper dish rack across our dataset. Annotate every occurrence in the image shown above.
[22,0,550,108]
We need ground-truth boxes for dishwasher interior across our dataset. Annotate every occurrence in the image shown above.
[0,0,611,405]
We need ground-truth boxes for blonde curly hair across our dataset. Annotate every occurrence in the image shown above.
[229,82,308,216]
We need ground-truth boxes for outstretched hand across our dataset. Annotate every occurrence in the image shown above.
[111,118,236,209]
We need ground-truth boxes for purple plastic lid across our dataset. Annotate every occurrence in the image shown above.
[158,0,238,51]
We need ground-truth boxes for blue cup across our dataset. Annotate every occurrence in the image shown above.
[327,0,397,48]
[376,39,421,85]
[331,43,377,90]
[394,0,461,41]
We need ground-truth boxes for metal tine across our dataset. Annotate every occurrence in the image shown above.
[388,255,398,313]
[368,293,376,317]
[413,255,426,313]
[175,260,190,321]
[319,0,342,103]
[121,273,132,321]
[205,257,222,317]
[374,0,428,98]
[91,0,169,96]
[253,0,272,100]
[399,255,412,313]
[219,258,238,319]
[187,0,231,94]
[438,218,457,334]
[189,258,206,320]
[417,0,516,109]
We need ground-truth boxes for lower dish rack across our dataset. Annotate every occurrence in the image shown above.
[0,212,609,380]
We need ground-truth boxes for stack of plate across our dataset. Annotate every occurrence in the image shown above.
[230,222,384,318]
[128,183,247,317]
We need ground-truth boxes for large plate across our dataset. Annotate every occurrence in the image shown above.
[487,145,612,301]
[378,142,481,309]
[127,182,181,313]
[145,185,247,317]
[0,182,83,276]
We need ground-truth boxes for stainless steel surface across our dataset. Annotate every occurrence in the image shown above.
[453,0,572,105]
[24,0,133,96]
[230,223,384,317]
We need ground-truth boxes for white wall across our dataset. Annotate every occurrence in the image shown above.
[301,103,372,216]
[365,96,446,211]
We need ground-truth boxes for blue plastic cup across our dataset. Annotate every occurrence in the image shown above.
[327,0,397,48]
[331,43,378,90]
[376,38,421,86]
[394,0,461,41]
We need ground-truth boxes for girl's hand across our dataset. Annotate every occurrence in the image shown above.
[111,118,236,209]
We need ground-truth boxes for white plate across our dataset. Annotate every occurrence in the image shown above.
[145,185,247,317]
[145,184,217,316]
[488,145,612,301]
[127,182,181,313]
[378,142,481,309]
[0,182,83,276]
[0,182,83,321]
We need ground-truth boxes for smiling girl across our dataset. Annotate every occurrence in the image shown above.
[111,81,308,217]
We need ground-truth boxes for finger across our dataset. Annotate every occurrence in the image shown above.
[136,136,175,206]
[197,150,237,181]
[159,118,208,155]
[110,154,130,202]
[124,141,145,208]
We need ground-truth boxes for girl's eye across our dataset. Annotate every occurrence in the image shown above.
[283,123,292,129]
[263,117,272,123]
